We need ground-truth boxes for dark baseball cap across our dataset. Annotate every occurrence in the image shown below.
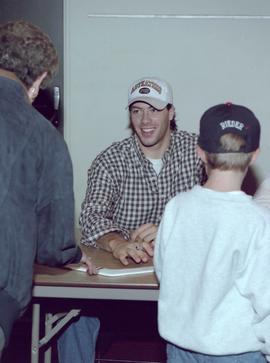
[198,103,261,153]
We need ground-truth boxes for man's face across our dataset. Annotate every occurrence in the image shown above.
[129,102,174,156]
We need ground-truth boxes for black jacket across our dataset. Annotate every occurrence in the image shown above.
[0,76,81,345]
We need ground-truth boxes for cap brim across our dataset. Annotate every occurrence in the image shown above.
[127,97,168,110]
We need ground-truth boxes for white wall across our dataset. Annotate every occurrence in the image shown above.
[64,0,270,222]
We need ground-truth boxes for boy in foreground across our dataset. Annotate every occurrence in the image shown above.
[154,102,270,362]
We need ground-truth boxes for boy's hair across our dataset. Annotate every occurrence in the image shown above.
[205,133,253,171]
[0,20,58,89]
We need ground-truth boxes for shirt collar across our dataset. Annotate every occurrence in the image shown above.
[132,132,176,164]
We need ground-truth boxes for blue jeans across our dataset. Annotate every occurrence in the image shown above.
[57,316,100,363]
[0,325,5,362]
[167,343,267,363]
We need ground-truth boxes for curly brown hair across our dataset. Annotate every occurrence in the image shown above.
[0,20,58,89]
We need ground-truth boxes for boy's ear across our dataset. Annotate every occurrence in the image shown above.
[196,145,207,163]
[250,148,260,165]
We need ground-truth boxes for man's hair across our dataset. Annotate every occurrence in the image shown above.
[0,20,58,89]
[167,104,177,131]
[205,133,253,172]
[128,103,177,131]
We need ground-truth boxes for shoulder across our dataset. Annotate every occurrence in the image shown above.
[172,130,198,150]
[27,106,68,148]
[259,175,270,187]
[247,202,270,249]
[91,136,134,166]
[252,201,270,221]
[254,176,270,210]
[22,109,72,178]
[173,130,198,141]
[1,97,67,159]
[166,186,198,211]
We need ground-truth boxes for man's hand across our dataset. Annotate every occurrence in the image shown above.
[97,230,156,266]
[80,251,98,275]
[111,223,158,265]
[130,223,158,245]
[111,239,154,266]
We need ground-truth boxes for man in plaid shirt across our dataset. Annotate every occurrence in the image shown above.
[58,76,206,363]
[79,76,206,265]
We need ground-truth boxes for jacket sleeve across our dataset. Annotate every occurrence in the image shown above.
[35,128,81,266]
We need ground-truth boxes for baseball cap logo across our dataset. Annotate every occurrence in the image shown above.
[219,120,245,131]
[131,80,162,94]
[127,77,173,110]
[139,87,150,94]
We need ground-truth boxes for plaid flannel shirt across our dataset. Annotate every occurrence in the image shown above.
[80,131,206,246]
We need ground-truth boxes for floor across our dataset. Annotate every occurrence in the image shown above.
[2,300,166,363]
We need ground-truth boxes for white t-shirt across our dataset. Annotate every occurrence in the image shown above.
[147,157,163,175]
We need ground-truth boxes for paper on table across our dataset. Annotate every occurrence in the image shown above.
[98,266,154,277]
[65,264,154,277]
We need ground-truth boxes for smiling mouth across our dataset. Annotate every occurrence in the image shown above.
[141,128,155,134]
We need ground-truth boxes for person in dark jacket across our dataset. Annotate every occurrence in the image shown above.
[0,20,97,359]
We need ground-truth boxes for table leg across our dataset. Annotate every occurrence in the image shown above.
[31,303,40,363]
[44,313,53,363]
[39,309,81,362]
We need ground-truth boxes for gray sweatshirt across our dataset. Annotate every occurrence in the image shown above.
[155,185,270,360]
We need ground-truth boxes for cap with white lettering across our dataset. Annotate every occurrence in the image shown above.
[127,77,173,110]
[198,102,260,153]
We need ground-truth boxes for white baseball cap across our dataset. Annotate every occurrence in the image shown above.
[127,77,173,110]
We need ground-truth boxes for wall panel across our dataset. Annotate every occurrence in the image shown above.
[64,1,270,220]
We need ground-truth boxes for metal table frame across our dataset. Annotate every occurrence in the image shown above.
[31,258,159,363]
